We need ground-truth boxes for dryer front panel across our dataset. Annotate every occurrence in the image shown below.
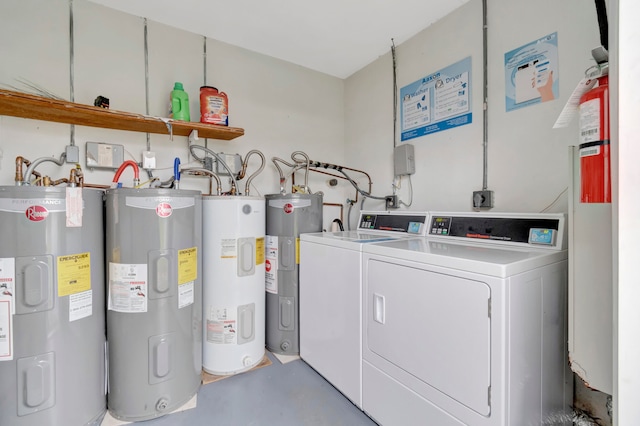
[365,258,491,416]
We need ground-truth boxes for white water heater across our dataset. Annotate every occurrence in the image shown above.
[202,196,265,375]
[0,186,106,426]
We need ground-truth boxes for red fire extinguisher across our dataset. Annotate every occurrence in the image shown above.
[579,0,610,203]
[578,63,609,203]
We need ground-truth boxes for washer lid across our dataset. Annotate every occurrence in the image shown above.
[362,237,567,278]
[301,231,402,250]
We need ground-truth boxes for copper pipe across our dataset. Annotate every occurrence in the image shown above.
[23,153,66,184]
[82,183,111,189]
[291,168,359,203]
[69,168,77,186]
[308,161,373,194]
[63,165,84,187]
[306,168,360,203]
[32,171,42,186]
[75,166,85,187]
[52,178,69,186]
[323,202,344,223]
[14,157,43,186]
[181,168,222,196]
[15,156,29,184]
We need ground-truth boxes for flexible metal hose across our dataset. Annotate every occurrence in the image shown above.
[23,153,67,185]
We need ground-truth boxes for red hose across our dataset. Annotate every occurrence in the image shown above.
[113,160,140,183]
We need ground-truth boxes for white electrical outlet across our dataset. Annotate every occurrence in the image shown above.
[142,151,156,169]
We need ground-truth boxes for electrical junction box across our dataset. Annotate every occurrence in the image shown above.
[65,145,80,163]
[394,144,415,176]
[472,190,494,209]
[86,142,124,169]
[216,153,243,176]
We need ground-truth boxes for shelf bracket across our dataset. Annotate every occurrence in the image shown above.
[188,130,199,144]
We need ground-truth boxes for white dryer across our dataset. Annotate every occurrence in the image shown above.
[361,212,571,426]
[299,211,428,409]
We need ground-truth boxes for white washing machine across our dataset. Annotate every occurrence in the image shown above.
[361,212,572,426]
[299,211,428,408]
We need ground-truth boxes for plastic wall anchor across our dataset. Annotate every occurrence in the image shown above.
[188,130,199,144]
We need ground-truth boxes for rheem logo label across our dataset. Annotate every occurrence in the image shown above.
[156,203,173,218]
[25,205,48,222]
[283,203,294,214]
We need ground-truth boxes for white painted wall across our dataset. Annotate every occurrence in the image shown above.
[0,0,346,230]
[345,0,602,217]
[4,0,639,422]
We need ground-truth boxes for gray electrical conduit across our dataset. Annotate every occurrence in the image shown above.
[306,160,373,194]
[23,153,67,184]
[180,167,222,195]
[333,168,387,201]
[482,0,489,191]
[189,145,240,194]
[287,157,386,228]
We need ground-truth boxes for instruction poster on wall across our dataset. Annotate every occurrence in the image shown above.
[400,56,472,141]
[505,32,558,111]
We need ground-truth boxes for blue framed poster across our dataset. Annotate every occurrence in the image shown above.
[504,32,559,112]
[400,56,472,141]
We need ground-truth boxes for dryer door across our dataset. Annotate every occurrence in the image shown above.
[365,258,491,416]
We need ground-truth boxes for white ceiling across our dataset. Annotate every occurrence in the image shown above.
[89,0,470,79]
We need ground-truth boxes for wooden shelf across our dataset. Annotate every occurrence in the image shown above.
[0,89,244,141]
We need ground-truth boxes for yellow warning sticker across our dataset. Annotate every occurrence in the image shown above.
[296,238,300,265]
[57,252,91,297]
[256,237,265,265]
[178,247,197,285]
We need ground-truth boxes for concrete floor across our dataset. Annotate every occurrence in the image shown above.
[120,351,377,426]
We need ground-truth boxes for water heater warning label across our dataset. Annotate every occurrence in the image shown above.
[178,248,197,309]
[108,263,148,313]
[265,236,278,294]
[0,300,12,361]
[207,307,237,344]
[69,290,92,322]
[256,237,265,265]
[178,247,198,284]
[220,239,237,259]
[57,252,91,297]
[0,258,15,315]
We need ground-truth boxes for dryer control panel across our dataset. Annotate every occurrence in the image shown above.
[358,211,428,236]
[428,212,566,250]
